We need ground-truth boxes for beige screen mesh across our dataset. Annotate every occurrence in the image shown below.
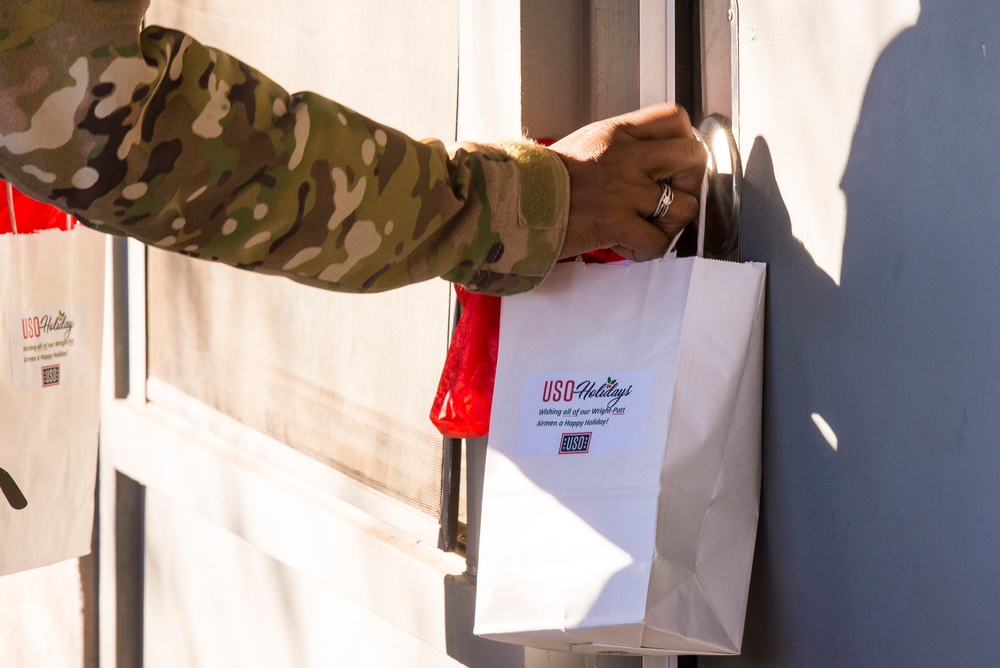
[144,0,458,517]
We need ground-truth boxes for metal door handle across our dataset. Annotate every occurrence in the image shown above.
[699,114,742,259]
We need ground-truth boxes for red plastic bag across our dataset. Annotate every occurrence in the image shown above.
[429,250,626,439]
[430,285,501,438]
[0,181,74,235]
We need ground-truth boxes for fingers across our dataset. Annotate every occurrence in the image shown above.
[645,186,698,234]
[551,103,709,262]
[608,216,672,262]
[636,138,708,195]
[617,104,693,140]
[617,108,707,199]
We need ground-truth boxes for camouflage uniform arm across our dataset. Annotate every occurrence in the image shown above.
[0,0,569,295]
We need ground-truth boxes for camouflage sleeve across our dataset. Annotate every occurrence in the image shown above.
[0,0,569,295]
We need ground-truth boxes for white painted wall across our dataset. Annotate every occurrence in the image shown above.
[706,1,1000,665]
[737,1,920,284]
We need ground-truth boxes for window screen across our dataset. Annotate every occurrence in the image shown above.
[144,0,458,518]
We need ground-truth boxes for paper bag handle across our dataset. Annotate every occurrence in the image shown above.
[665,136,710,258]
[3,182,73,233]
[5,181,17,235]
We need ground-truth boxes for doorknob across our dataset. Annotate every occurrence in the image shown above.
[699,113,742,259]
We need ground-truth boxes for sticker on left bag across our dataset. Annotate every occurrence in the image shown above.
[8,301,91,392]
[514,368,656,457]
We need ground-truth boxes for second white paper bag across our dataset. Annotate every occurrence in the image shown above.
[0,226,105,576]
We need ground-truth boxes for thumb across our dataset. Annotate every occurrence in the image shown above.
[608,217,672,262]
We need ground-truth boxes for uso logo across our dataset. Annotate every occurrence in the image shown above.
[42,364,60,387]
[559,432,591,454]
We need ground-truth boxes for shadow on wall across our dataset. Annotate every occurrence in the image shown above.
[708,2,1000,665]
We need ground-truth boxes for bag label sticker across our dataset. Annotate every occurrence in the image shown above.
[515,368,656,456]
[8,301,90,392]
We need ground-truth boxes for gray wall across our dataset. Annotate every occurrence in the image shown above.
[707,1,1000,665]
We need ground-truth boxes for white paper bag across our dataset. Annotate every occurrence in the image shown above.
[0,225,105,575]
[474,253,766,655]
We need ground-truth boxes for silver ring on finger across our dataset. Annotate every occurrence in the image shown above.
[652,182,674,219]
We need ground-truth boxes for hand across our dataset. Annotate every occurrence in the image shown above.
[549,104,707,261]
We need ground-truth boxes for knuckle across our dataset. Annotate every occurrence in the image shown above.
[672,105,691,129]
[675,195,699,222]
